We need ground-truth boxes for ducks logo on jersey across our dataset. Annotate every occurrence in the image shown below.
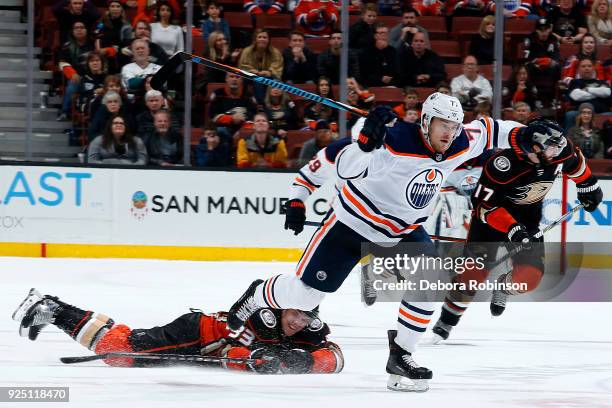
[406,169,444,209]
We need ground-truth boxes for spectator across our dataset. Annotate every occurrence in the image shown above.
[317,30,361,84]
[202,31,241,84]
[486,0,534,18]
[303,76,338,129]
[120,19,168,66]
[412,0,443,16]
[237,113,288,168]
[136,89,180,138]
[349,3,378,51]
[132,0,181,27]
[121,39,161,96]
[524,18,561,107]
[52,0,100,45]
[77,51,108,115]
[238,28,283,102]
[209,72,258,142]
[568,102,604,158]
[345,77,375,127]
[435,81,451,95]
[88,91,136,141]
[90,74,127,118]
[193,125,230,167]
[244,0,285,14]
[294,0,339,37]
[393,86,421,120]
[451,55,493,110]
[57,21,96,121]
[282,30,317,84]
[201,1,230,43]
[398,32,446,87]
[94,0,134,72]
[144,110,182,166]
[473,100,492,119]
[550,0,588,44]
[151,1,184,56]
[567,57,611,113]
[512,101,532,124]
[469,15,495,65]
[403,107,420,124]
[588,0,612,45]
[389,7,430,50]
[378,0,402,16]
[88,114,147,165]
[454,0,489,18]
[359,24,398,87]
[562,34,606,84]
[264,87,299,137]
[502,64,538,109]
[603,119,612,159]
[299,120,333,165]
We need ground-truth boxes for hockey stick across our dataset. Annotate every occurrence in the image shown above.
[150,51,369,118]
[60,352,269,366]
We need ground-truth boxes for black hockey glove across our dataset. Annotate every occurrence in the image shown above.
[576,177,603,213]
[507,223,534,250]
[284,199,306,235]
[278,349,314,374]
[249,348,281,374]
[358,106,397,152]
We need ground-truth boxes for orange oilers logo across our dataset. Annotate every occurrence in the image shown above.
[130,191,148,220]
[406,169,443,209]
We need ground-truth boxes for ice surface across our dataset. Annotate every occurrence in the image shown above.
[1,257,611,408]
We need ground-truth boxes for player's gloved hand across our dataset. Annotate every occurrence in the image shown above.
[576,177,603,213]
[358,105,397,152]
[278,348,314,374]
[507,223,534,250]
[284,199,306,235]
[248,348,281,374]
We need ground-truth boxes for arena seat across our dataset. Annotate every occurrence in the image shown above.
[414,87,435,101]
[451,17,482,37]
[430,40,462,61]
[418,16,447,40]
[224,11,253,29]
[255,14,293,36]
[271,37,289,51]
[370,87,404,104]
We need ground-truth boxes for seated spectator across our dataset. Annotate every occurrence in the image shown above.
[151,1,184,56]
[299,120,333,165]
[237,113,288,168]
[282,30,317,84]
[317,30,361,84]
[201,1,230,43]
[378,0,402,16]
[588,0,612,45]
[88,91,136,142]
[132,0,181,27]
[512,101,532,124]
[435,81,451,95]
[193,125,230,167]
[136,89,180,138]
[486,0,534,19]
[403,107,419,124]
[120,19,168,66]
[94,0,134,72]
[568,102,604,158]
[469,15,495,65]
[473,100,492,119]
[502,64,538,109]
[77,51,108,115]
[454,0,489,18]
[412,0,443,16]
[398,32,446,87]
[144,110,182,166]
[360,24,398,87]
[121,39,161,96]
[52,0,100,45]
[567,57,611,113]
[202,31,241,85]
[389,7,429,50]
[303,76,338,129]
[264,87,299,137]
[244,0,285,14]
[238,28,284,102]
[349,3,378,51]
[451,55,493,110]
[345,77,375,127]
[57,21,96,121]
[603,119,612,159]
[393,86,421,120]
[562,34,606,84]
[550,0,588,44]
[88,114,147,165]
[524,18,561,107]
[90,74,127,118]
[209,72,258,142]
[294,0,339,37]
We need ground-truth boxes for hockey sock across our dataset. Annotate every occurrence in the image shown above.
[254,274,326,310]
[503,265,543,294]
[395,301,434,353]
[53,300,114,350]
[440,297,470,326]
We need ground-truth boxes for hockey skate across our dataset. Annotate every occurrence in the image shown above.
[12,288,59,341]
[385,330,432,392]
[490,274,509,317]
[361,266,377,306]
[430,319,453,344]
[227,279,264,331]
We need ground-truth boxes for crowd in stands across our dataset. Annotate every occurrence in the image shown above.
[39,0,611,168]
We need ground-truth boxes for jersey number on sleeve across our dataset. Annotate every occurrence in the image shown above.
[308,158,322,172]
[227,326,256,346]
[474,184,494,201]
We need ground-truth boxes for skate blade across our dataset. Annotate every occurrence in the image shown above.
[12,288,42,322]
[387,375,429,392]
[421,334,444,345]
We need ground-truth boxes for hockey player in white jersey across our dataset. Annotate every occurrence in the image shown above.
[226,93,540,392]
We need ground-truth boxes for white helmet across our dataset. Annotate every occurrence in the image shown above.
[420,92,464,145]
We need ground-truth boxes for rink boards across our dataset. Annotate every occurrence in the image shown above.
[0,164,609,263]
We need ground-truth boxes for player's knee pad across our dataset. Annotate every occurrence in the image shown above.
[94,324,134,367]
[311,342,344,374]
[511,264,543,293]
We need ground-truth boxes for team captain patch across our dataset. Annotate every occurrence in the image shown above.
[494,156,511,171]
[259,309,277,328]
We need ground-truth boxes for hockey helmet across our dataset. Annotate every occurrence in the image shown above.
[420,92,464,146]
[511,119,566,164]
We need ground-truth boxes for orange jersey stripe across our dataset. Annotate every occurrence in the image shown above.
[296,214,337,277]
[398,308,431,324]
[138,338,201,353]
[385,143,430,158]
[295,177,316,192]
